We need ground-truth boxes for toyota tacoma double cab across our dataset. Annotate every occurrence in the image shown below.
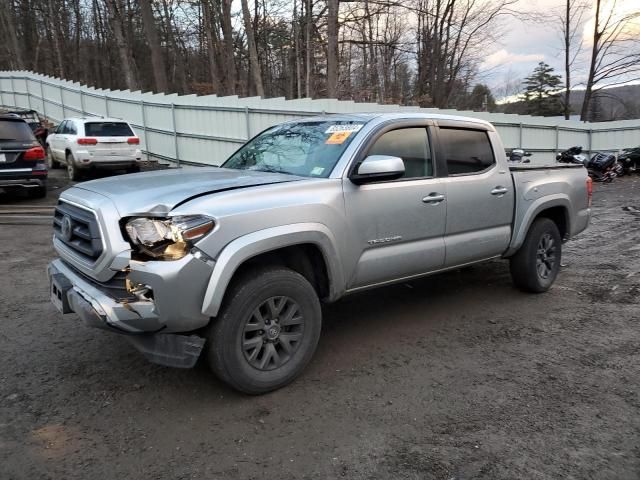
[49,113,591,393]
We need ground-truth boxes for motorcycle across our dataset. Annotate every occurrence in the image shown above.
[556,146,620,182]
[556,146,588,166]
[508,148,532,163]
[586,152,621,183]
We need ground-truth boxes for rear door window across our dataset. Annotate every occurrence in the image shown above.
[0,120,36,142]
[439,128,495,175]
[84,122,134,137]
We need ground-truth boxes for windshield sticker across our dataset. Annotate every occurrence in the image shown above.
[326,131,352,144]
[310,166,325,176]
[325,124,363,134]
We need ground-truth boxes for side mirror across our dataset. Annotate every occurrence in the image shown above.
[524,152,532,157]
[350,155,405,185]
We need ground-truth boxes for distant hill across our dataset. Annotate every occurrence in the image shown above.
[498,84,640,121]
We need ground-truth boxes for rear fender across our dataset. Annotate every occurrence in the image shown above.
[201,223,344,317]
[506,195,571,256]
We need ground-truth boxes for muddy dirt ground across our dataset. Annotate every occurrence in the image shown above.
[1,170,639,479]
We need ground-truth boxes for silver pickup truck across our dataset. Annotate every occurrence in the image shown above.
[48,113,591,393]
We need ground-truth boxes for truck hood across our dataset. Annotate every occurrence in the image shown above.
[73,167,304,215]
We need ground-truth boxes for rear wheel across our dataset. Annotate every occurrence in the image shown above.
[207,267,322,394]
[510,218,562,293]
[66,152,82,181]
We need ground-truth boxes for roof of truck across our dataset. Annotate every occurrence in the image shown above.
[289,112,494,128]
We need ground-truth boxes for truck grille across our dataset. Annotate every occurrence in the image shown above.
[53,201,104,261]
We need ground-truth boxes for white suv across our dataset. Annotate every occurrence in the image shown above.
[46,117,142,180]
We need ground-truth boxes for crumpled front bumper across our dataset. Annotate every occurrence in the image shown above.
[48,258,208,368]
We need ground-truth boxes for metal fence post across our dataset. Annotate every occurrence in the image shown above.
[555,125,559,153]
[26,78,32,109]
[80,89,85,116]
[10,76,16,107]
[171,103,180,167]
[40,79,47,118]
[61,85,66,118]
[519,123,523,148]
[140,99,149,160]
[245,106,251,139]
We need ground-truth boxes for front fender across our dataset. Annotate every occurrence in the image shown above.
[201,223,345,317]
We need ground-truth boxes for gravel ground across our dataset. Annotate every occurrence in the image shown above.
[1,170,639,479]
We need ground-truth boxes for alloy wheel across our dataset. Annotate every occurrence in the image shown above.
[241,296,305,371]
[536,233,556,279]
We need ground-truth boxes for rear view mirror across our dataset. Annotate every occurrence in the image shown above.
[351,155,405,185]
[525,152,532,157]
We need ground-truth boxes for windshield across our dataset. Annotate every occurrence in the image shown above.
[84,122,134,137]
[222,120,365,177]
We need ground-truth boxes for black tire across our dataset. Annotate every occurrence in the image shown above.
[66,152,82,181]
[510,217,562,293]
[207,267,322,394]
[28,185,47,199]
[46,146,60,169]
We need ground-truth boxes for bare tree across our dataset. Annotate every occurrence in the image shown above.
[139,0,168,92]
[558,0,588,119]
[104,0,139,90]
[326,0,339,98]
[241,0,265,96]
[0,0,25,69]
[581,0,640,121]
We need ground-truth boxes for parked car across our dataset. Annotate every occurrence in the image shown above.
[0,114,48,198]
[46,117,142,180]
[618,147,640,174]
[48,113,591,394]
[4,108,49,146]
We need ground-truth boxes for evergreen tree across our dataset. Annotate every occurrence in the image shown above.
[523,62,563,116]
[466,84,497,111]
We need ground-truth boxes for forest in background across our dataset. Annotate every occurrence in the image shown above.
[0,0,638,120]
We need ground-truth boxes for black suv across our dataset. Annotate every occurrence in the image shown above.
[0,114,48,198]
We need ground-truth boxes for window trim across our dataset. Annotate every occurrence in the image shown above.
[347,120,437,183]
[433,125,497,178]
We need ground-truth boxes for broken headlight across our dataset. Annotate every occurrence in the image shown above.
[124,215,214,260]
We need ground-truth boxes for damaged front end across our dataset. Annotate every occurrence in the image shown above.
[48,247,214,369]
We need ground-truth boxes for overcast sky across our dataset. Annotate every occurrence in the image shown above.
[479,0,640,98]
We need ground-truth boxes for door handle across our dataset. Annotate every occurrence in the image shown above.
[422,193,445,204]
[491,186,508,196]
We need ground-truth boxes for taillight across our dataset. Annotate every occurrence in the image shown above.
[586,177,593,208]
[23,146,46,161]
[77,138,98,145]
[127,137,140,145]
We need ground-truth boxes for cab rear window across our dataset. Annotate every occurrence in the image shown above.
[84,122,134,137]
[0,119,36,142]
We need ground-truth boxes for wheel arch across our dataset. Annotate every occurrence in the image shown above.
[506,196,571,256]
[201,224,345,318]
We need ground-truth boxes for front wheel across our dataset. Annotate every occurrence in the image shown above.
[510,218,562,293]
[207,267,322,394]
[46,146,61,169]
